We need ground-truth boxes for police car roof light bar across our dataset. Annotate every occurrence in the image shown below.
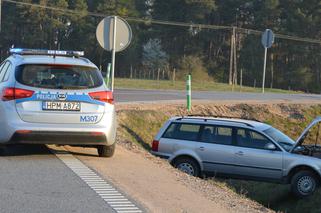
[9,48,84,57]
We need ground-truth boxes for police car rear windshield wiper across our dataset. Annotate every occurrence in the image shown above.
[59,86,90,89]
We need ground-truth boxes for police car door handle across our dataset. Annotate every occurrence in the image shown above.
[199,147,205,151]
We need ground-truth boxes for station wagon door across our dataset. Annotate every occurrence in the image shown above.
[234,128,283,180]
[196,125,236,175]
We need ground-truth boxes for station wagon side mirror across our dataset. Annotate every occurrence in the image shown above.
[265,142,277,151]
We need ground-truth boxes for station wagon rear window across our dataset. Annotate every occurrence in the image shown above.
[15,64,103,89]
[163,123,201,141]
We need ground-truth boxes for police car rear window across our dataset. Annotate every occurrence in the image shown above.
[15,64,103,89]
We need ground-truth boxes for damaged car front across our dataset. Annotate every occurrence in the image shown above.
[290,117,321,158]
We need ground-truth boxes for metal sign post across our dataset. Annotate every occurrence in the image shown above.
[106,63,111,88]
[0,0,2,32]
[111,16,117,91]
[261,29,275,93]
[262,47,268,93]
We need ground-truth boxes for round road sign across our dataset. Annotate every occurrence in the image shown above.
[96,16,132,52]
[261,29,275,48]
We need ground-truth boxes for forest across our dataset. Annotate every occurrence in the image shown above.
[0,0,320,92]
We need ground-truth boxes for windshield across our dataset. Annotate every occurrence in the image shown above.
[15,64,103,89]
[263,127,295,151]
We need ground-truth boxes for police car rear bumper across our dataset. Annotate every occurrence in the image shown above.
[9,131,108,146]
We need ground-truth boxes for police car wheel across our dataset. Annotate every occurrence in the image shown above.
[0,146,7,156]
[97,144,115,158]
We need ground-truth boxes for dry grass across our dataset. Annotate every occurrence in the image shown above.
[115,78,301,94]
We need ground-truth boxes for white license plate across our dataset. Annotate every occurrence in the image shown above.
[42,101,81,111]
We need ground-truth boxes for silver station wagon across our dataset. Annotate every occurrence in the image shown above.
[0,49,116,157]
[152,116,321,197]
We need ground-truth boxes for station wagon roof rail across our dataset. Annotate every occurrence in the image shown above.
[176,116,255,128]
[183,114,260,122]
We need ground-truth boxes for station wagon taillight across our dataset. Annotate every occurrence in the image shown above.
[89,91,113,104]
[152,140,159,152]
[1,87,34,101]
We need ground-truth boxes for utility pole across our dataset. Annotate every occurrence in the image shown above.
[229,27,235,85]
[240,68,243,91]
[233,28,237,85]
[270,53,274,89]
[0,0,2,32]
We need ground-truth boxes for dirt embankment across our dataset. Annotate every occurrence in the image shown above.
[69,102,321,213]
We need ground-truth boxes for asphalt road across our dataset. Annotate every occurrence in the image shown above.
[115,88,321,103]
[0,145,116,213]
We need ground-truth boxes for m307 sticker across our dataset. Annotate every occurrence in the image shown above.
[80,115,98,123]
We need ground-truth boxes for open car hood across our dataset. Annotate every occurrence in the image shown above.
[290,116,321,153]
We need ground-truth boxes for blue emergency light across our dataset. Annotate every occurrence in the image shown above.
[9,48,84,57]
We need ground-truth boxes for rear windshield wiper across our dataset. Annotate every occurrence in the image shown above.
[58,86,90,89]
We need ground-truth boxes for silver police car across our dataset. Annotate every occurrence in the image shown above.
[152,116,321,197]
[0,48,116,157]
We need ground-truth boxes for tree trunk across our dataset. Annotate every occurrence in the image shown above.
[173,68,176,83]
[157,68,160,81]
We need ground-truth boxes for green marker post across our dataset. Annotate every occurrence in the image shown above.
[186,74,191,111]
[106,63,111,89]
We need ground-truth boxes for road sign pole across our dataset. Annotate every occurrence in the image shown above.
[186,74,191,111]
[106,63,111,89]
[262,47,268,93]
[111,16,117,91]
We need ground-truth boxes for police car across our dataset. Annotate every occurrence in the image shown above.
[0,48,117,157]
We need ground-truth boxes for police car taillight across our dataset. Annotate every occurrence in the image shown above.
[1,87,34,101]
[89,91,113,104]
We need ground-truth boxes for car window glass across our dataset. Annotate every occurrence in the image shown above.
[2,63,12,82]
[200,126,232,145]
[15,64,103,89]
[0,62,9,82]
[163,123,179,138]
[237,129,272,150]
[0,62,6,75]
[250,131,266,140]
[163,123,201,141]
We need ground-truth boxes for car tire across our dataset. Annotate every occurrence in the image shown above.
[97,143,116,158]
[290,170,318,198]
[173,157,200,177]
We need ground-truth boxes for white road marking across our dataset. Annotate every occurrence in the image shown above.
[54,153,143,213]
[111,204,136,207]
[117,211,143,213]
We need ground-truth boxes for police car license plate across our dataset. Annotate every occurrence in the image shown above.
[42,101,81,111]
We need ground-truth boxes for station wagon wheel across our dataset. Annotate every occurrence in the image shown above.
[173,157,200,177]
[291,170,318,198]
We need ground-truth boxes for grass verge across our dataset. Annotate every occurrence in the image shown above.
[115,78,300,94]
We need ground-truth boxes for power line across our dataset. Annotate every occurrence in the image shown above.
[3,0,321,45]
